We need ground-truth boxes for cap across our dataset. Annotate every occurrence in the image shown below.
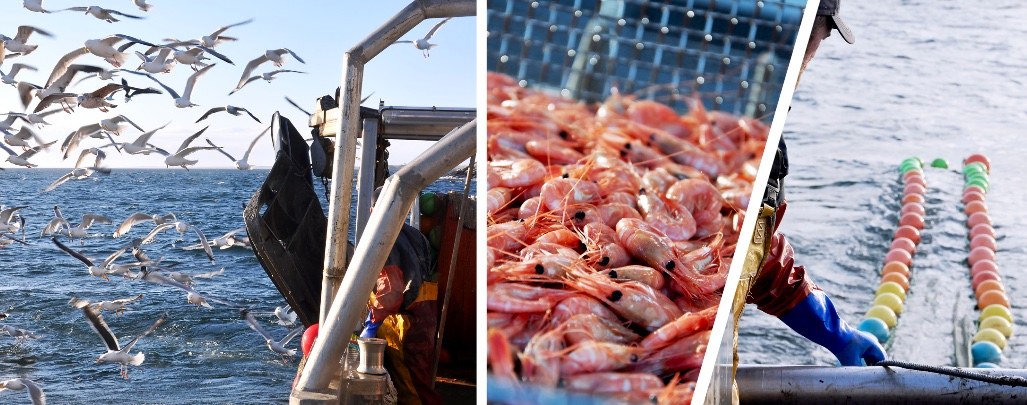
[818,0,854,44]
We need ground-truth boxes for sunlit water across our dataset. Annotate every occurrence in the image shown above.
[0,169,470,404]
[738,0,1027,368]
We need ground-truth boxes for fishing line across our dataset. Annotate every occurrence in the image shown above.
[875,360,1027,387]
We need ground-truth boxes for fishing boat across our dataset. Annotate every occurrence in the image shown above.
[241,1,477,403]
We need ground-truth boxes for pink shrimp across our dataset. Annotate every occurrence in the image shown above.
[549,295,619,327]
[487,283,575,313]
[535,228,582,249]
[559,340,645,375]
[520,327,564,388]
[540,177,602,211]
[626,100,693,139]
[640,305,719,349]
[525,138,584,165]
[580,223,632,268]
[487,187,513,216]
[666,178,725,238]
[615,218,679,272]
[602,191,637,207]
[565,267,682,331]
[563,372,665,396]
[598,203,642,228]
[487,220,528,254]
[648,130,727,178]
[491,158,547,188]
[598,265,666,290]
[517,196,542,220]
[641,167,680,195]
[637,188,697,241]
[487,329,519,384]
[563,313,640,345]
[631,330,711,375]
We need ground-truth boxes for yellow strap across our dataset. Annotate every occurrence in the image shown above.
[729,204,776,405]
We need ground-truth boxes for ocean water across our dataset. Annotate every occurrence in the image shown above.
[0,169,471,404]
[738,1,1027,368]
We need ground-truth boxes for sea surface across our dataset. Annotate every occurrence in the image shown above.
[738,1,1027,368]
[0,169,471,404]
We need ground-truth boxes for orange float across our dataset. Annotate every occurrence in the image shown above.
[904,174,927,187]
[881,272,910,291]
[899,212,925,229]
[882,261,911,278]
[964,153,991,172]
[978,290,1010,309]
[964,185,987,196]
[975,280,1006,297]
[885,249,913,267]
[894,225,921,245]
[972,271,1001,290]
[962,190,986,204]
[900,203,926,217]
[901,193,925,204]
[890,237,917,255]
[964,200,988,216]
[967,212,991,228]
[971,259,999,276]
[968,246,996,266]
[970,234,997,252]
[903,183,926,196]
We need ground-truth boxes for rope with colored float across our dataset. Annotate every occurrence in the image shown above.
[961,154,1014,368]
[857,157,928,344]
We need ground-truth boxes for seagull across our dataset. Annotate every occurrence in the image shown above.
[41,206,112,239]
[274,305,297,327]
[133,0,153,12]
[23,0,56,13]
[135,48,174,74]
[165,268,224,287]
[35,83,124,113]
[44,149,111,192]
[230,69,304,95]
[233,49,304,92]
[206,125,268,170]
[112,212,177,238]
[52,237,126,280]
[69,298,166,379]
[2,127,49,150]
[3,108,63,128]
[182,227,247,250]
[91,294,143,316]
[141,220,215,262]
[0,26,53,55]
[65,6,144,23]
[1,325,40,342]
[163,45,233,70]
[135,267,234,308]
[99,115,144,135]
[161,126,219,169]
[196,19,253,48]
[1,63,36,86]
[47,34,158,82]
[60,123,117,159]
[284,97,311,116]
[196,105,261,123]
[111,122,169,155]
[0,206,27,233]
[242,309,304,357]
[0,142,52,168]
[393,18,452,58]
[119,78,163,101]
[72,68,121,86]
[23,64,105,108]
[0,378,45,405]
[138,63,214,108]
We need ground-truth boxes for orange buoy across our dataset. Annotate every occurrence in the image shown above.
[904,174,927,187]
[894,225,921,245]
[972,271,1002,290]
[890,237,917,255]
[967,212,992,228]
[964,185,987,196]
[978,290,1010,309]
[885,249,913,267]
[968,246,997,266]
[900,212,925,230]
[881,272,910,291]
[975,280,1006,297]
[964,200,988,216]
[901,193,925,205]
[903,183,927,196]
[971,259,999,276]
[964,154,991,172]
[970,234,997,252]
[900,203,926,217]
[962,190,986,204]
[970,223,996,240]
[882,261,911,278]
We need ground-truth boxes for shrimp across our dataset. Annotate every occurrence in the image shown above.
[563,372,665,396]
[640,305,719,349]
[488,329,519,384]
[641,167,680,195]
[491,158,547,188]
[647,130,726,178]
[487,220,528,255]
[626,100,693,139]
[563,313,640,345]
[520,327,564,388]
[603,191,638,207]
[535,228,581,249]
[487,283,575,313]
[565,267,682,331]
[549,295,619,327]
[598,203,643,228]
[631,330,711,375]
[559,340,644,375]
[517,196,542,220]
[487,187,514,216]
[637,188,697,241]
[615,218,679,272]
[581,222,632,268]
[666,178,725,238]
[526,138,584,165]
[540,177,602,212]
[598,265,666,290]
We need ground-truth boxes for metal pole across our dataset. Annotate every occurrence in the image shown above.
[735,365,1027,404]
[430,153,475,387]
[297,120,475,395]
[355,118,379,242]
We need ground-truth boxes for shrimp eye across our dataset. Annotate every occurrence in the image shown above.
[665,261,675,271]
[599,256,610,266]
[648,133,656,141]
[534,264,545,275]
[562,173,569,178]
[609,290,623,302]
[574,211,586,220]
[558,130,569,139]
[630,354,638,362]
[607,269,617,278]
[639,188,646,194]
[619,149,627,157]
[623,142,632,150]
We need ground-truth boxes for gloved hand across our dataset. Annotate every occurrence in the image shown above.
[778,290,886,366]
[359,311,382,339]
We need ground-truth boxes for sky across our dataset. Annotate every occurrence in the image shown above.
[0,1,475,168]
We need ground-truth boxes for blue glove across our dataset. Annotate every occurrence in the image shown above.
[360,311,382,339]
[778,290,886,366]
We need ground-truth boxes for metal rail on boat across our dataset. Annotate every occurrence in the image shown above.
[291,0,476,401]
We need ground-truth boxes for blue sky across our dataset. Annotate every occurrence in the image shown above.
[0,1,475,168]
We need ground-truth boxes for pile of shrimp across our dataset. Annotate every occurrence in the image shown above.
[486,72,769,403]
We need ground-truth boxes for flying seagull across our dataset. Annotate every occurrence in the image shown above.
[206,125,268,170]
[242,309,304,357]
[141,220,215,262]
[230,69,304,95]
[51,237,125,280]
[0,141,52,168]
[232,49,304,93]
[1,63,36,85]
[196,105,261,124]
[91,294,144,316]
[69,298,166,379]
[161,125,219,169]
[134,63,214,107]
[393,18,452,58]
[0,378,45,405]
[112,212,177,238]
[65,6,144,23]
[0,26,52,55]
[133,0,153,12]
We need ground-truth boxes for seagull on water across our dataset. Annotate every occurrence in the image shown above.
[160,125,220,169]
[0,378,45,405]
[1,63,36,86]
[112,212,177,238]
[206,125,268,170]
[136,63,214,108]
[69,298,166,379]
[242,309,304,357]
[393,18,452,58]
[41,206,112,239]
[0,26,53,55]
[196,105,261,124]
[52,237,125,280]
[141,220,215,262]
[91,294,144,316]
[65,6,144,23]
[232,49,304,93]
[230,69,304,95]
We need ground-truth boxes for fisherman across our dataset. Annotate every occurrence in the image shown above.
[732,0,885,379]
[360,187,441,405]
